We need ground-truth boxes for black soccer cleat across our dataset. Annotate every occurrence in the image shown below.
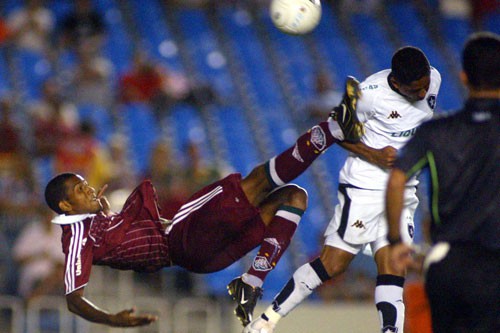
[227,277,263,327]
[329,76,364,143]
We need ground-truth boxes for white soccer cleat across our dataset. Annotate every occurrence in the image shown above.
[243,316,276,333]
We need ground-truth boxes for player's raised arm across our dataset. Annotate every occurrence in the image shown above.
[66,287,158,327]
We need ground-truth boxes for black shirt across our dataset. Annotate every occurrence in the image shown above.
[395,98,499,250]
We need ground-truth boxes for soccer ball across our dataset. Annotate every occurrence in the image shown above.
[270,0,322,35]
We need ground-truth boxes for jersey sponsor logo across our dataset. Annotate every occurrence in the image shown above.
[351,220,366,229]
[390,126,418,138]
[427,94,436,110]
[387,110,402,119]
[310,125,326,152]
[362,84,378,90]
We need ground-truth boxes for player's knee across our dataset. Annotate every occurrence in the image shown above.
[282,184,308,210]
[319,248,350,277]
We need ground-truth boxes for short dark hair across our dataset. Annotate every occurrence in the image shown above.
[391,46,430,85]
[462,32,500,90]
[45,173,76,214]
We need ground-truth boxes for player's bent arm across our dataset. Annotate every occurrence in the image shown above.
[339,141,397,169]
[66,288,157,327]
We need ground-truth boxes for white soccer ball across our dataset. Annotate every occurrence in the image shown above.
[270,0,322,35]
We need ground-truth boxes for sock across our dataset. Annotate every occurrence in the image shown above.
[266,122,338,187]
[264,258,330,323]
[375,274,405,333]
[246,206,303,285]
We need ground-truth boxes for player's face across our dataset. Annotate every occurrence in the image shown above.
[63,175,102,214]
[394,75,430,102]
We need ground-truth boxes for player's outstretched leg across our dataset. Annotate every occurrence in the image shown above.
[330,76,364,143]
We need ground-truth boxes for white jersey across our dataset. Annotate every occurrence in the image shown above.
[339,68,442,189]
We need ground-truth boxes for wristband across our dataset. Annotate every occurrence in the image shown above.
[387,236,402,246]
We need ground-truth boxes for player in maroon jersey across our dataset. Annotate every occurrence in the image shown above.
[44,77,363,327]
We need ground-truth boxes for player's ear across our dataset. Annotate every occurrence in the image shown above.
[59,200,72,214]
[389,75,400,90]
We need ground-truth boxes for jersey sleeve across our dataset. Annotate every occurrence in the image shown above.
[357,85,378,123]
[62,221,93,295]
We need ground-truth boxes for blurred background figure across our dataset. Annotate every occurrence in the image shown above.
[30,78,79,158]
[12,207,64,301]
[6,0,54,55]
[59,0,106,51]
[120,50,217,121]
[301,71,343,130]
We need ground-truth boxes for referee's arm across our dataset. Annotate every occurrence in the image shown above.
[386,168,414,272]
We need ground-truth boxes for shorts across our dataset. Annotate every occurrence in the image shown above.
[324,184,418,255]
[166,173,266,273]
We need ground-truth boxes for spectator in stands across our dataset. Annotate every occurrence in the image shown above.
[54,121,113,190]
[65,44,114,109]
[0,97,23,158]
[146,139,191,219]
[302,71,343,130]
[119,50,217,120]
[13,207,65,301]
[6,0,55,55]
[183,141,223,195]
[0,230,15,295]
[59,0,106,51]
[30,78,79,158]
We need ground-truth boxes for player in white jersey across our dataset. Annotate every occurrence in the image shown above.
[245,46,441,333]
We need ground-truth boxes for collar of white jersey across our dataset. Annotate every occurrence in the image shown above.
[51,213,96,225]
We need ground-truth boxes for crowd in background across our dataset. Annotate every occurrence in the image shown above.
[0,0,497,314]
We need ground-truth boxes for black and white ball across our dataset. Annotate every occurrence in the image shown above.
[270,0,322,35]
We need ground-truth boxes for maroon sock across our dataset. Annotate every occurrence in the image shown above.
[247,206,303,282]
[265,122,337,187]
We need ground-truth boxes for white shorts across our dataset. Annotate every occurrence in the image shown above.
[324,185,418,256]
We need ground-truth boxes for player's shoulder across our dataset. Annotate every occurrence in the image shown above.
[430,66,442,85]
[359,69,391,99]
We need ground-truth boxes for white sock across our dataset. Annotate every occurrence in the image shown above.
[328,117,344,141]
[271,259,329,319]
[375,275,405,333]
[242,273,263,288]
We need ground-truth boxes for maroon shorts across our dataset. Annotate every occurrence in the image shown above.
[167,173,265,273]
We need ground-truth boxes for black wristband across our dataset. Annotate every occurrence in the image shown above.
[387,236,402,246]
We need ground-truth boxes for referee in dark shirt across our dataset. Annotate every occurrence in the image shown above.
[385,31,499,333]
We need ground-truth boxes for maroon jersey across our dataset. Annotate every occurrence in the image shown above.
[52,181,171,294]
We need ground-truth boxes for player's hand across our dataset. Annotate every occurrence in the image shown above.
[389,242,415,272]
[373,146,397,169]
[97,184,111,215]
[110,308,158,327]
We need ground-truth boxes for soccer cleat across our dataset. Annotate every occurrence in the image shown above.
[227,277,263,327]
[330,76,364,143]
[243,316,276,333]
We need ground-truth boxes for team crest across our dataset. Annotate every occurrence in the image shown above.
[310,125,326,151]
[408,224,414,239]
[427,95,436,110]
[252,256,273,271]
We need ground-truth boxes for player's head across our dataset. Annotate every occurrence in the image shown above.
[390,46,431,102]
[462,31,500,91]
[45,173,102,215]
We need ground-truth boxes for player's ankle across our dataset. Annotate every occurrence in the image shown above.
[263,306,281,325]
